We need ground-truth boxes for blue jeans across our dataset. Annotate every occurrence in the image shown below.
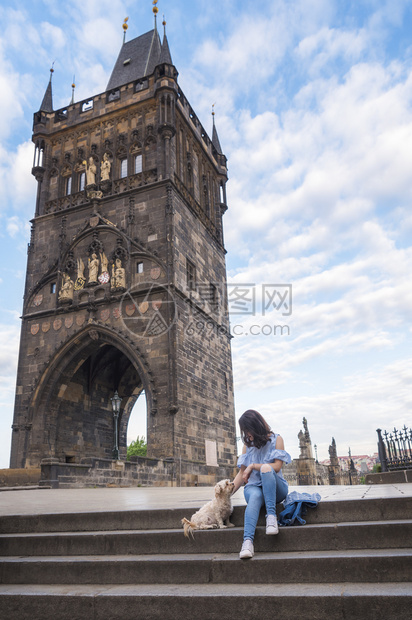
[243,470,288,542]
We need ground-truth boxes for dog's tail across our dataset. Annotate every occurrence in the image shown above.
[181,517,197,539]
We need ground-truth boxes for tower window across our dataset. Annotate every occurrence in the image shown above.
[120,158,128,178]
[107,89,120,102]
[79,172,85,192]
[210,283,218,307]
[66,176,72,195]
[50,282,56,294]
[137,261,144,274]
[186,259,196,291]
[135,154,142,174]
[81,100,94,112]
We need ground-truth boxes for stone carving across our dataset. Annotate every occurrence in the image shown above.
[111,258,126,290]
[328,437,342,485]
[75,257,86,290]
[88,253,99,284]
[98,251,110,284]
[298,417,313,460]
[329,437,338,461]
[58,272,74,302]
[100,153,111,181]
[86,189,103,199]
[84,157,96,186]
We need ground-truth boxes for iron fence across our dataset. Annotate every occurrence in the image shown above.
[376,426,412,472]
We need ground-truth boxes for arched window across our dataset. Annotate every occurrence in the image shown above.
[120,158,128,179]
[134,154,142,174]
[66,176,72,195]
[79,172,85,192]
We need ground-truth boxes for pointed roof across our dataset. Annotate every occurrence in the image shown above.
[159,32,173,65]
[39,71,53,113]
[106,29,162,91]
[212,116,223,154]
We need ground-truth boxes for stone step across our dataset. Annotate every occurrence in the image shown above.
[1,495,411,534]
[1,548,411,585]
[0,583,411,620]
[1,520,411,557]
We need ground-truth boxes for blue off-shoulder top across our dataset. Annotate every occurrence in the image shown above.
[237,433,292,487]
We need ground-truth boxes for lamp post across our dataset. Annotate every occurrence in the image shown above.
[314,444,318,464]
[111,390,122,460]
[348,447,352,485]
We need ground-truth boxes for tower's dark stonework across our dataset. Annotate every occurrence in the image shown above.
[10,22,236,485]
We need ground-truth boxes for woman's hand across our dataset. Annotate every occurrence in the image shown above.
[242,464,254,484]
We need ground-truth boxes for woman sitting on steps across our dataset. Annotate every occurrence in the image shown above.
[232,409,292,559]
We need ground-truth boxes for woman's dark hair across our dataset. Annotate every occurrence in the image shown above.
[239,409,272,449]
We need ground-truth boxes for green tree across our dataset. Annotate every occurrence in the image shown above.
[127,436,147,460]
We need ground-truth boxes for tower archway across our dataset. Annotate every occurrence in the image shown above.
[26,325,152,467]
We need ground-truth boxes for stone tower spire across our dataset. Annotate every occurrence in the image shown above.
[211,105,223,155]
[159,17,173,65]
[39,66,54,113]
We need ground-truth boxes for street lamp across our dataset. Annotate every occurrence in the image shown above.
[314,444,318,464]
[111,390,122,460]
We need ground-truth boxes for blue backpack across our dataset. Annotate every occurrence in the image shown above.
[278,491,321,526]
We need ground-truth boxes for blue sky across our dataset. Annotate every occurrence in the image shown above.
[1,0,412,468]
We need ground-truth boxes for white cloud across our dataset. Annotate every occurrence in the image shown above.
[236,357,412,460]
[40,22,66,51]
[297,27,369,75]
[6,216,20,238]
[0,41,24,141]
[0,140,37,220]
[0,319,20,468]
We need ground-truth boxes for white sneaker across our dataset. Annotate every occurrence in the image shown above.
[266,514,279,535]
[239,539,254,559]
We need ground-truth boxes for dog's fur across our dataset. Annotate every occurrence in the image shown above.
[181,479,235,538]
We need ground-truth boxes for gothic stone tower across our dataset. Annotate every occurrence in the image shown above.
[296,417,317,485]
[10,20,237,484]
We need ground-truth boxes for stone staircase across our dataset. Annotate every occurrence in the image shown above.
[0,495,411,619]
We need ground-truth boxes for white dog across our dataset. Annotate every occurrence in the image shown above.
[182,479,235,538]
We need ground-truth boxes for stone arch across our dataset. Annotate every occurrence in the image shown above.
[26,323,154,467]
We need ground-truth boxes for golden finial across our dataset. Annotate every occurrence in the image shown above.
[50,61,55,76]
[212,103,216,124]
[122,17,129,43]
[71,75,76,105]
[152,1,158,30]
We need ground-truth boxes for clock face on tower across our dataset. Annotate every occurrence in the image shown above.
[98,271,110,284]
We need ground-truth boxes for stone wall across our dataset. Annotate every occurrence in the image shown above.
[39,457,237,488]
[0,468,41,487]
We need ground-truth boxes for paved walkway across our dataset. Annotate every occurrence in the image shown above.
[1,483,411,517]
